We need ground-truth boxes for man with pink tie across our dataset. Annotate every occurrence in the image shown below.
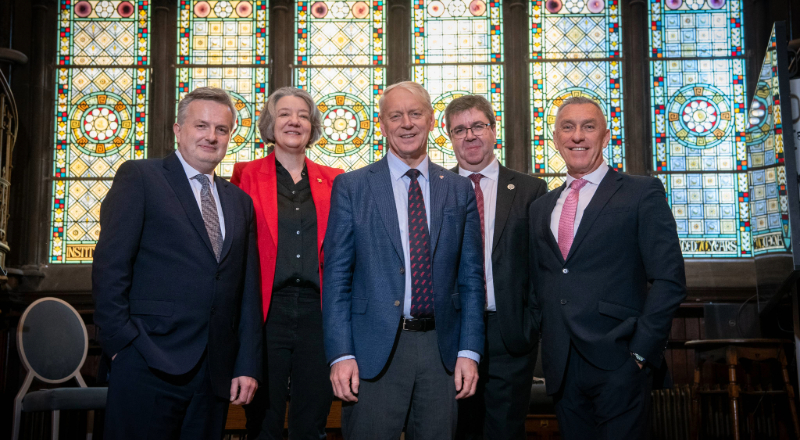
[527,97,686,439]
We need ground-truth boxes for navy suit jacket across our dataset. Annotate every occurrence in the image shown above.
[529,169,686,395]
[323,157,485,379]
[92,152,263,398]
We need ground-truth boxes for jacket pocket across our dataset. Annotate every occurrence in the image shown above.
[599,207,630,216]
[130,299,174,316]
[451,293,461,310]
[598,300,639,321]
[351,297,368,315]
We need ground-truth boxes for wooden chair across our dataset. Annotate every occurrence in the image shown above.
[686,339,800,440]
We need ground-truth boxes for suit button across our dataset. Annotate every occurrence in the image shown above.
[562,268,569,274]
[400,267,405,274]
[394,300,400,307]
[560,299,567,305]
[215,272,221,280]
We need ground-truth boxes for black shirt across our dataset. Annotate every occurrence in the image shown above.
[273,160,320,292]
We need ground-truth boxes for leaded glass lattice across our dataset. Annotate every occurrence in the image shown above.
[649,0,749,257]
[530,0,624,190]
[296,1,385,171]
[51,1,150,263]
[413,1,504,169]
[747,27,790,256]
[177,1,268,177]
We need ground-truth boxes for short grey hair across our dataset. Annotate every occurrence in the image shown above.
[555,96,607,127]
[177,87,237,128]
[259,87,322,148]
[379,81,433,115]
[443,94,495,133]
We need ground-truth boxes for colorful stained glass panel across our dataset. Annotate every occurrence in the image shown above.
[414,0,504,169]
[51,1,150,263]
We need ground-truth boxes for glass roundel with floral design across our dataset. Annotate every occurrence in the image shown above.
[315,93,373,156]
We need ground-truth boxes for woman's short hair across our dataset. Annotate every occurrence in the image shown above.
[176,87,238,128]
[258,87,322,148]
[379,81,433,115]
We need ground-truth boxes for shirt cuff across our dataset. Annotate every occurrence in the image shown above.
[458,350,480,364]
[331,355,355,366]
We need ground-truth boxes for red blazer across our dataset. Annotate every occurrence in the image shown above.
[231,153,344,321]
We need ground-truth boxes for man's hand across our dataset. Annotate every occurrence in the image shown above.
[230,376,258,405]
[330,359,359,402]
[454,357,479,400]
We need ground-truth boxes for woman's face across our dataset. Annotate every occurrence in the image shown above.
[273,95,312,153]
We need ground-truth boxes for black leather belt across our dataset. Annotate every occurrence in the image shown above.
[401,317,435,332]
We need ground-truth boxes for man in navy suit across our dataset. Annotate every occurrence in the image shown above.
[93,87,263,440]
[528,97,686,439]
[323,81,486,439]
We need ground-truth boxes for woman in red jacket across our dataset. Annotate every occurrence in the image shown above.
[232,87,343,440]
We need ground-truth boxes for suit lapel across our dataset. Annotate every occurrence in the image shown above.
[258,154,279,250]
[428,161,447,255]
[306,158,331,256]
[216,176,236,262]
[162,152,216,258]
[492,165,515,253]
[565,169,623,261]
[544,184,565,263]
[368,158,404,263]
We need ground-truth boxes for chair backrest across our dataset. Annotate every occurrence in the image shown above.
[17,297,88,384]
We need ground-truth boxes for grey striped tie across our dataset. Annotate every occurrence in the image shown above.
[192,174,222,261]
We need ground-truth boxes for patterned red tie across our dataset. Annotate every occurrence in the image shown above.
[468,173,487,304]
[558,178,588,260]
[406,169,433,318]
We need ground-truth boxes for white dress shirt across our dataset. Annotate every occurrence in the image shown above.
[175,150,226,239]
[550,162,609,243]
[458,159,499,312]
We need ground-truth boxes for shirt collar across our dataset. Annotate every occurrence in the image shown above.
[387,149,429,182]
[458,158,499,182]
[175,150,215,188]
[565,161,609,188]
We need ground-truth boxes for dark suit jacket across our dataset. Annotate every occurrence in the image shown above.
[528,168,686,395]
[323,157,486,379]
[92,152,263,398]
[451,164,548,354]
[230,153,344,320]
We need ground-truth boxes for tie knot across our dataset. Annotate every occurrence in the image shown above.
[192,174,211,189]
[405,169,421,181]
[468,173,484,185]
[570,178,588,191]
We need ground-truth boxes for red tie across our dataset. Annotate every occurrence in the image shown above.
[558,178,588,260]
[468,173,487,305]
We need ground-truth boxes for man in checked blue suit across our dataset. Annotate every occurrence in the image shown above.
[323,81,486,439]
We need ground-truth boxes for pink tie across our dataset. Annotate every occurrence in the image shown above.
[558,179,588,260]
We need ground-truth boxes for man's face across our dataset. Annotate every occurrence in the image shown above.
[448,108,497,172]
[379,88,435,162]
[553,103,610,178]
[173,100,234,175]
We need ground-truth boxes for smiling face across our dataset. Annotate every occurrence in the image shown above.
[273,95,312,154]
[173,99,234,175]
[448,108,497,172]
[379,87,435,166]
[553,102,610,179]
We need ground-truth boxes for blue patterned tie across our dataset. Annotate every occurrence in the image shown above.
[192,174,222,262]
[406,169,433,318]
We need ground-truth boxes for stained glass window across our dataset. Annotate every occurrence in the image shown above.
[412,1,504,169]
[177,1,268,177]
[296,1,385,171]
[51,0,150,263]
[747,27,790,255]
[530,0,624,190]
[649,0,748,257]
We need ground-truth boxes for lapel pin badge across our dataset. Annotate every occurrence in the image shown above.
[508,184,515,190]
[439,175,444,179]
[317,178,323,183]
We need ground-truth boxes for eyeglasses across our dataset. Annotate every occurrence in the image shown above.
[450,122,494,139]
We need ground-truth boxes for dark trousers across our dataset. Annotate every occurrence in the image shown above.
[342,327,458,440]
[104,344,228,440]
[245,288,332,440]
[553,344,652,440]
[457,313,536,440]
